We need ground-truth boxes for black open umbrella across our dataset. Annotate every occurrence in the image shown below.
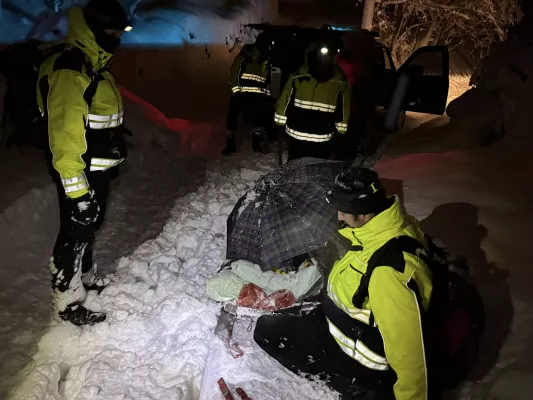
[226,157,349,271]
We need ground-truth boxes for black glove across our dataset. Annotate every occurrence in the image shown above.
[68,190,99,226]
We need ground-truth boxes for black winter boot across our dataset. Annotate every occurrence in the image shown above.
[252,127,269,154]
[221,131,237,155]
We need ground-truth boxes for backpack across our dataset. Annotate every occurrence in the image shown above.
[352,235,485,390]
[0,40,94,150]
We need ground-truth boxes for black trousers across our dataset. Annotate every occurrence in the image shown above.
[287,137,332,161]
[254,305,394,399]
[226,92,274,134]
[51,169,112,292]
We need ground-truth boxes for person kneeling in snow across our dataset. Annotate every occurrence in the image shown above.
[254,168,432,399]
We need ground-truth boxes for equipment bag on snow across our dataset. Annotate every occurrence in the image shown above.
[351,235,486,390]
[0,40,94,149]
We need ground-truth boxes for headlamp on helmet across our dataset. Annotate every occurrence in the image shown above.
[83,0,132,53]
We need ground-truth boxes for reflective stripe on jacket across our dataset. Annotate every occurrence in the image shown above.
[36,6,124,199]
[229,44,271,96]
[326,198,432,400]
[274,63,350,143]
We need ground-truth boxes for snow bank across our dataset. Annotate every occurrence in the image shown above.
[447,23,533,147]
[109,1,276,120]
[0,0,275,44]
[124,0,274,46]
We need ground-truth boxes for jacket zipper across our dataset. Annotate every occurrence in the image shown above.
[349,264,364,274]
[339,252,365,275]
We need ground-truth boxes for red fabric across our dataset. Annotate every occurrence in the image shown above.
[336,55,360,86]
[237,284,296,311]
[119,87,225,158]
[444,309,471,356]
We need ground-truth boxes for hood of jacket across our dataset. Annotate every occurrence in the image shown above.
[67,6,113,70]
[240,44,263,61]
[297,52,346,82]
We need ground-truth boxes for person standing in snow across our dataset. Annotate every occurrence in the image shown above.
[274,39,351,161]
[222,33,273,155]
[255,168,432,399]
[36,0,133,325]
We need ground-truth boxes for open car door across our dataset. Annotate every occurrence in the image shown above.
[397,45,449,114]
[376,44,397,107]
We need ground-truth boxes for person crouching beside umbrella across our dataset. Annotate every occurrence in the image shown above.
[254,168,433,400]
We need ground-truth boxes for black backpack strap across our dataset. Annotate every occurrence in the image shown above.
[50,45,98,109]
[352,236,427,309]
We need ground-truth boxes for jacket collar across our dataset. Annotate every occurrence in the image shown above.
[338,197,404,246]
[67,6,113,71]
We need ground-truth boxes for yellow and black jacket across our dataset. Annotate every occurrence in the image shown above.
[36,6,125,199]
[274,61,350,143]
[229,44,271,96]
[326,198,432,400]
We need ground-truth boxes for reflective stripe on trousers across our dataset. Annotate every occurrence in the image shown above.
[274,112,287,125]
[327,318,389,371]
[61,173,89,194]
[90,158,125,172]
[335,122,348,133]
[286,126,333,143]
[231,86,271,95]
[88,112,124,129]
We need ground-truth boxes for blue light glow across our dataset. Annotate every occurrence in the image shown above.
[327,25,356,32]
[0,1,267,46]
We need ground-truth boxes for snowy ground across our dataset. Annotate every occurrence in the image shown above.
[4,147,339,400]
[0,98,210,398]
[4,124,533,399]
[2,71,533,399]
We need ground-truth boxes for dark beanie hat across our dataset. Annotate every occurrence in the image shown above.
[83,0,131,31]
[327,168,390,215]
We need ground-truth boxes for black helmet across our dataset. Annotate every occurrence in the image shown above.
[254,32,273,59]
[306,40,337,82]
[327,168,391,215]
[83,0,132,53]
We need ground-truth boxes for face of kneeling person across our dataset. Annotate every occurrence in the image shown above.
[338,210,375,229]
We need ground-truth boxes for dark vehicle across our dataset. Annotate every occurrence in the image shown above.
[246,23,450,132]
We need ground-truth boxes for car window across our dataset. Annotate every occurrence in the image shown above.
[406,50,444,76]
